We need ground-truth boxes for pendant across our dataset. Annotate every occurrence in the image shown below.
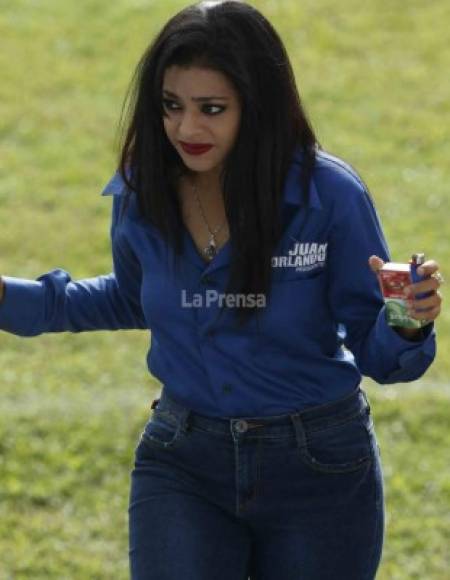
[203,237,217,260]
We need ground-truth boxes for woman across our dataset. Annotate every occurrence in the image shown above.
[0,1,443,578]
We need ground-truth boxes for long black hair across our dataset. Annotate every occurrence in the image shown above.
[116,0,322,327]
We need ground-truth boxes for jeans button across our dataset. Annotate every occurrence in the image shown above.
[234,420,248,433]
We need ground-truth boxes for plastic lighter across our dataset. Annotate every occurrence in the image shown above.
[378,253,431,328]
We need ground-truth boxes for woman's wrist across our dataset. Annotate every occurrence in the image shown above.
[393,325,427,342]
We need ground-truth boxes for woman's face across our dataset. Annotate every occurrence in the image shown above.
[162,65,242,179]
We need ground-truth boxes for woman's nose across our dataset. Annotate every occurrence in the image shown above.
[178,110,203,138]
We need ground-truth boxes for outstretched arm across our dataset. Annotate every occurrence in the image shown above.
[0,179,147,336]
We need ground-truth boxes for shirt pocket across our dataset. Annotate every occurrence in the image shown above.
[271,265,326,283]
[254,270,330,351]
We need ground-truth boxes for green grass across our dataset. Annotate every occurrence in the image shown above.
[0,0,448,577]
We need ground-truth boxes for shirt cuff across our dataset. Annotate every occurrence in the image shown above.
[378,306,435,346]
[374,305,436,382]
[0,276,45,336]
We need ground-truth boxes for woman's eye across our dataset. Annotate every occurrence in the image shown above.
[203,104,225,115]
[162,99,180,111]
[162,99,225,116]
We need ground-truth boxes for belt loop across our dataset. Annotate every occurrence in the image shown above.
[290,412,307,450]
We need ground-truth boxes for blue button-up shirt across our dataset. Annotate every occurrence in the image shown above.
[0,149,436,417]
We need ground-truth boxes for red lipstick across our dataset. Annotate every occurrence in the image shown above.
[180,142,213,156]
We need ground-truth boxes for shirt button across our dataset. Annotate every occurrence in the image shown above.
[207,329,216,338]
[222,383,232,394]
[201,276,215,285]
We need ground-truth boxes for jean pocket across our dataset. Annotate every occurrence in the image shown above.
[298,411,373,474]
[137,409,185,451]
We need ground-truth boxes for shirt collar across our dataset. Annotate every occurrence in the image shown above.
[101,148,322,210]
[101,170,128,196]
[282,147,322,210]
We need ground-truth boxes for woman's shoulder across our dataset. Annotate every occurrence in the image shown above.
[311,149,374,212]
[100,168,143,227]
[314,150,368,193]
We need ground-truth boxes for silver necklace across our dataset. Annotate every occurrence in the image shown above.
[192,182,227,260]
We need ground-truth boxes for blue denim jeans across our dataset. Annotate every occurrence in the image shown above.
[129,385,385,579]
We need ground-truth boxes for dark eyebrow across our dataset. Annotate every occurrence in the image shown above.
[162,89,229,102]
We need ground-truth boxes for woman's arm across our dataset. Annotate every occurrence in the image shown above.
[327,181,437,384]
[0,180,147,336]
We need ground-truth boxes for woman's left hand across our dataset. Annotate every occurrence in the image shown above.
[369,255,444,339]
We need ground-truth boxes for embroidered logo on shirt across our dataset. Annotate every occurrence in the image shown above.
[272,239,328,272]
